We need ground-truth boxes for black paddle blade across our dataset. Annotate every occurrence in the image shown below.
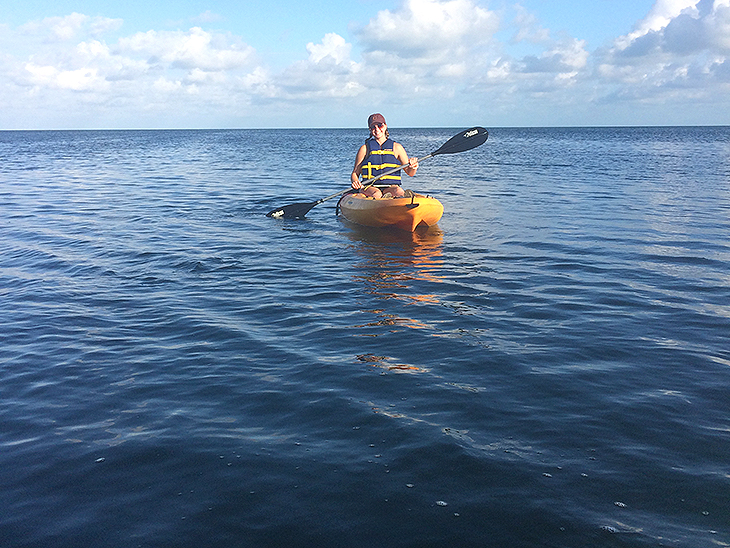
[432,127,488,156]
[266,201,318,219]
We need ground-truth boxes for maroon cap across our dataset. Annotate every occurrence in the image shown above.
[368,113,386,128]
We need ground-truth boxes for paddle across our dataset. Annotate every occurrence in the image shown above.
[266,126,489,219]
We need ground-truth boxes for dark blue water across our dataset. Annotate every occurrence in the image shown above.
[1,127,729,547]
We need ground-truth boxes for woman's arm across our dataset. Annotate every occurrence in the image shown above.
[394,142,418,177]
[351,144,367,188]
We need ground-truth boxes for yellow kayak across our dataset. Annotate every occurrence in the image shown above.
[338,191,443,232]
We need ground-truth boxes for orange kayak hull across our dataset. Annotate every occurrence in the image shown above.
[339,192,443,232]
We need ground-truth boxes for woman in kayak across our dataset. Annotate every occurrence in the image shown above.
[350,113,419,198]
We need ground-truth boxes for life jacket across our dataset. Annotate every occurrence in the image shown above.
[361,138,401,183]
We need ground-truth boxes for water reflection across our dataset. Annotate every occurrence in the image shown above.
[356,353,424,373]
[344,224,445,373]
[345,224,445,287]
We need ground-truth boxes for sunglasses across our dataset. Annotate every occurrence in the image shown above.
[370,122,385,130]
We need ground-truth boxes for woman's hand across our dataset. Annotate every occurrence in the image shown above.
[403,156,418,176]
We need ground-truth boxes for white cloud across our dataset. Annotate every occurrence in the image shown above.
[596,0,730,101]
[306,33,353,65]
[619,0,699,47]
[0,16,271,127]
[357,0,500,75]
[519,37,588,75]
[1,1,729,128]
[360,0,499,54]
[608,0,730,57]
[511,4,551,44]
[277,33,364,99]
[21,13,123,42]
[117,27,255,71]
[192,11,224,24]
[346,0,504,101]
[25,62,108,92]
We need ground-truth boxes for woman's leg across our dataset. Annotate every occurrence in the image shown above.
[362,186,382,198]
[384,185,405,197]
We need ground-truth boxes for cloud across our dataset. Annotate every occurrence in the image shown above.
[608,0,730,57]
[345,0,505,100]
[596,0,730,100]
[25,62,108,92]
[277,33,363,99]
[0,17,269,127]
[520,37,588,75]
[306,32,353,65]
[273,0,503,103]
[192,10,224,24]
[359,0,499,56]
[117,27,255,71]
[511,4,551,44]
[21,12,123,42]
[1,0,730,128]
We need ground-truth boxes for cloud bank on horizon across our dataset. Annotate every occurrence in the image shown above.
[1,0,729,128]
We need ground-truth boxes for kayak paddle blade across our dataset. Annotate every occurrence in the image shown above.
[266,201,318,219]
[432,127,489,156]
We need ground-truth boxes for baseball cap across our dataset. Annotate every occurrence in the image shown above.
[368,113,386,128]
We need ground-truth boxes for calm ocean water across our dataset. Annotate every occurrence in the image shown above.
[1,127,729,547]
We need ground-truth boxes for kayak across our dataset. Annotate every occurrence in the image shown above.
[338,191,443,232]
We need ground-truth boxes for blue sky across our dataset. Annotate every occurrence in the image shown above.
[1,0,729,128]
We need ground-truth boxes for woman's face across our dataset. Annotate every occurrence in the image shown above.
[370,122,386,137]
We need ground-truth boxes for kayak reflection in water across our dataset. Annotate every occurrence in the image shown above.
[351,113,419,199]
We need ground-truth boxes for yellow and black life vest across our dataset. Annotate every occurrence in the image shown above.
[361,138,401,183]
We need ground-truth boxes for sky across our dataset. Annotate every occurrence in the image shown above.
[1,0,729,129]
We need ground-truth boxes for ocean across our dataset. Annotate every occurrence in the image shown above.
[1,126,728,547]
